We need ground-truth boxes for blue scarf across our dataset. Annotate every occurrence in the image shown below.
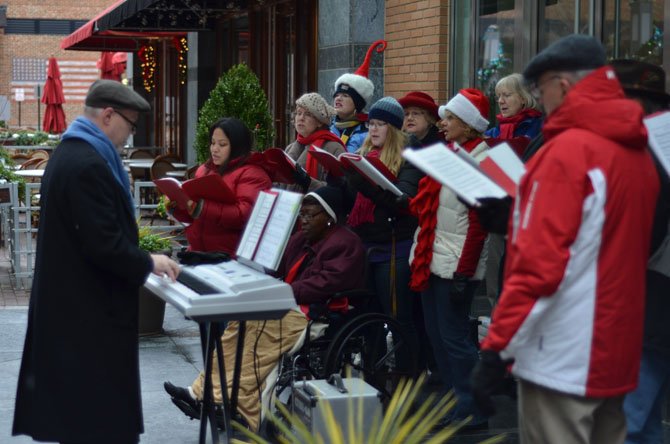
[61,116,134,211]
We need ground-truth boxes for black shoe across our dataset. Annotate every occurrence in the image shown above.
[164,381,201,420]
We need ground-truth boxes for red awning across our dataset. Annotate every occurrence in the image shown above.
[61,0,184,51]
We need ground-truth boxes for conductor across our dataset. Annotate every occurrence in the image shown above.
[12,80,180,444]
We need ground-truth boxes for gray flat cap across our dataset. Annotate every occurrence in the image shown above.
[85,79,151,112]
[523,34,606,84]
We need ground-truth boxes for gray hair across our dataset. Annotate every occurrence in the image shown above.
[83,106,103,118]
[496,73,539,111]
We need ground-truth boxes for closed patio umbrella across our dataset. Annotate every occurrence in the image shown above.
[112,52,127,80]
[41,57,67,134]
[97,51,117,80]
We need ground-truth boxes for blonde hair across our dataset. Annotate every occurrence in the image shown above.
[495,73,539,111]
[443,110,484,141]
[359,125,408,176]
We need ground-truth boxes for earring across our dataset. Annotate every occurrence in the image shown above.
[327,221,332,227]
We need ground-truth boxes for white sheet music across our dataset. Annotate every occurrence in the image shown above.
[644,111,670,176]
[343,155,403,196]
[236,191,278,261]
[402,143,507,206]
[253,190,302,270]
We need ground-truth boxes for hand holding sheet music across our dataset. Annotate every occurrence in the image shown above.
[402,142,525,206]
[309,146,403,196]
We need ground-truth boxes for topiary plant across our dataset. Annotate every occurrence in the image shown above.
[194,63,274,162]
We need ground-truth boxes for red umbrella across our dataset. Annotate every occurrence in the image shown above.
[41,57,67,134]
[112,52,127,79]
[97,51,117,80]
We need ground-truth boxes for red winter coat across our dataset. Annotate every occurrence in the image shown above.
[173,159,272,253]
[482,66,659,398]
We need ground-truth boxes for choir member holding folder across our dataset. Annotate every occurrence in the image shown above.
[284,93,345,192]
[344,96,425,369]
[408,88,491,429]
[170,117,271,253]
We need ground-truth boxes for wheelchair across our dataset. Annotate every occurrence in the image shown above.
[260,289,419,437]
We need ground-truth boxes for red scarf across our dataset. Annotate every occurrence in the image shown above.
[297,129,345,178]
[409,138,483,292]
[496,108,542,140]
[347,149,382,227]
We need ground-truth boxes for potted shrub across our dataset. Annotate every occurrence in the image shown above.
[194,63,274,162]
[138,226,173,335]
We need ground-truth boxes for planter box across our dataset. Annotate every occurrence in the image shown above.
[139,285,166,335]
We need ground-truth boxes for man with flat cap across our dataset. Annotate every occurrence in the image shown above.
[13,80,180,444]
[471,35,660,443]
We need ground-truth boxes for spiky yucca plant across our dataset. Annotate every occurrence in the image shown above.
[230,375,505,444]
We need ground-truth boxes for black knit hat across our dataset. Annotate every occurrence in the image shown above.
[611,59,670,104]
[523,34,606,85]
[305,186,343,223]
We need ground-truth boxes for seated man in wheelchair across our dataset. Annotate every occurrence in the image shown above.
[164,185,365,432]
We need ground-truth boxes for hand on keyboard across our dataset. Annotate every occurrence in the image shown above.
[151,254,180,282]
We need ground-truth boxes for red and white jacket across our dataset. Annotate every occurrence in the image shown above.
[481,66,659,398]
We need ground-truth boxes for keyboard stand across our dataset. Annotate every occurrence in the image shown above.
[195,319,250,444]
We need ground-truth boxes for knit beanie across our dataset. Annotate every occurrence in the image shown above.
[438,88,490,133]
[333,40,387,112]
[296,93,337,125]
[305,186,343,223]
[368,97,405,130]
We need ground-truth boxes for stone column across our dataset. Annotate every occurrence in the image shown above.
[317,0,385,110]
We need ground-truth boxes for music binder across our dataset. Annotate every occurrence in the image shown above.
[250,148,297,184]
[154,174,235,210]
[402,142,525,206]
[235,188,303,271]
[308,146,403,196]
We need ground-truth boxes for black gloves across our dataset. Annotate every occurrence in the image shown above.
[293,164,312,192]
[474,196,512,235]
[177,251,230,266]
[345,169,377,199]
[470,350,511,416]
[449,272,470,303]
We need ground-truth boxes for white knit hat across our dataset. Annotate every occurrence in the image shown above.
[333,40,387,112]
[438,88,490,133]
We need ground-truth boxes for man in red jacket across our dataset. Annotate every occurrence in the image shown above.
[471,34,660,444]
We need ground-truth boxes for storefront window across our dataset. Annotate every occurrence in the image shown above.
[476,1,516,120]
[604,0,664,65]
[450,1,473,94]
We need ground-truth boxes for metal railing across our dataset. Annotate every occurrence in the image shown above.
[2,180,184,289]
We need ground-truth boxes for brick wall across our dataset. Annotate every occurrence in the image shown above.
[0,0,115,129]
[384,0,450,104]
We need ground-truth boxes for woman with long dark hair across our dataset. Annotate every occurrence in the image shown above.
[171,117,272,253]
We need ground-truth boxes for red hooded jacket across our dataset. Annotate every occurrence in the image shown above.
[482,66,659,397]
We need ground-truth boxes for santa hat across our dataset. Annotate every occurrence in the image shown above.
[333,40,387,112]
[438,88,490,133]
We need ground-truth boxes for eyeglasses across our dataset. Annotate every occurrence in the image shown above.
[530,75,562,100]
[366,121,388,129]
[113,110,137,134]
[298,210,324,222]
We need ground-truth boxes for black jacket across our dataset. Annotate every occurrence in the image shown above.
[347,160,424,244]
[13,138,153,443]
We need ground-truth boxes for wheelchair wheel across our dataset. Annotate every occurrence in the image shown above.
[322,312,418,403]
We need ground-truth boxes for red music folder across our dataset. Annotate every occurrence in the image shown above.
[154,174,235,210]
[251,148,297,184]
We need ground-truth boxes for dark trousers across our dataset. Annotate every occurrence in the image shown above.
[368,257,427,369]
[421,273,485,423]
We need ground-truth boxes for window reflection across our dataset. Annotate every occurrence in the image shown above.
[604,0,663,65]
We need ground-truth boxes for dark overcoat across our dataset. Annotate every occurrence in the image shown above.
[13,138,153,443]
